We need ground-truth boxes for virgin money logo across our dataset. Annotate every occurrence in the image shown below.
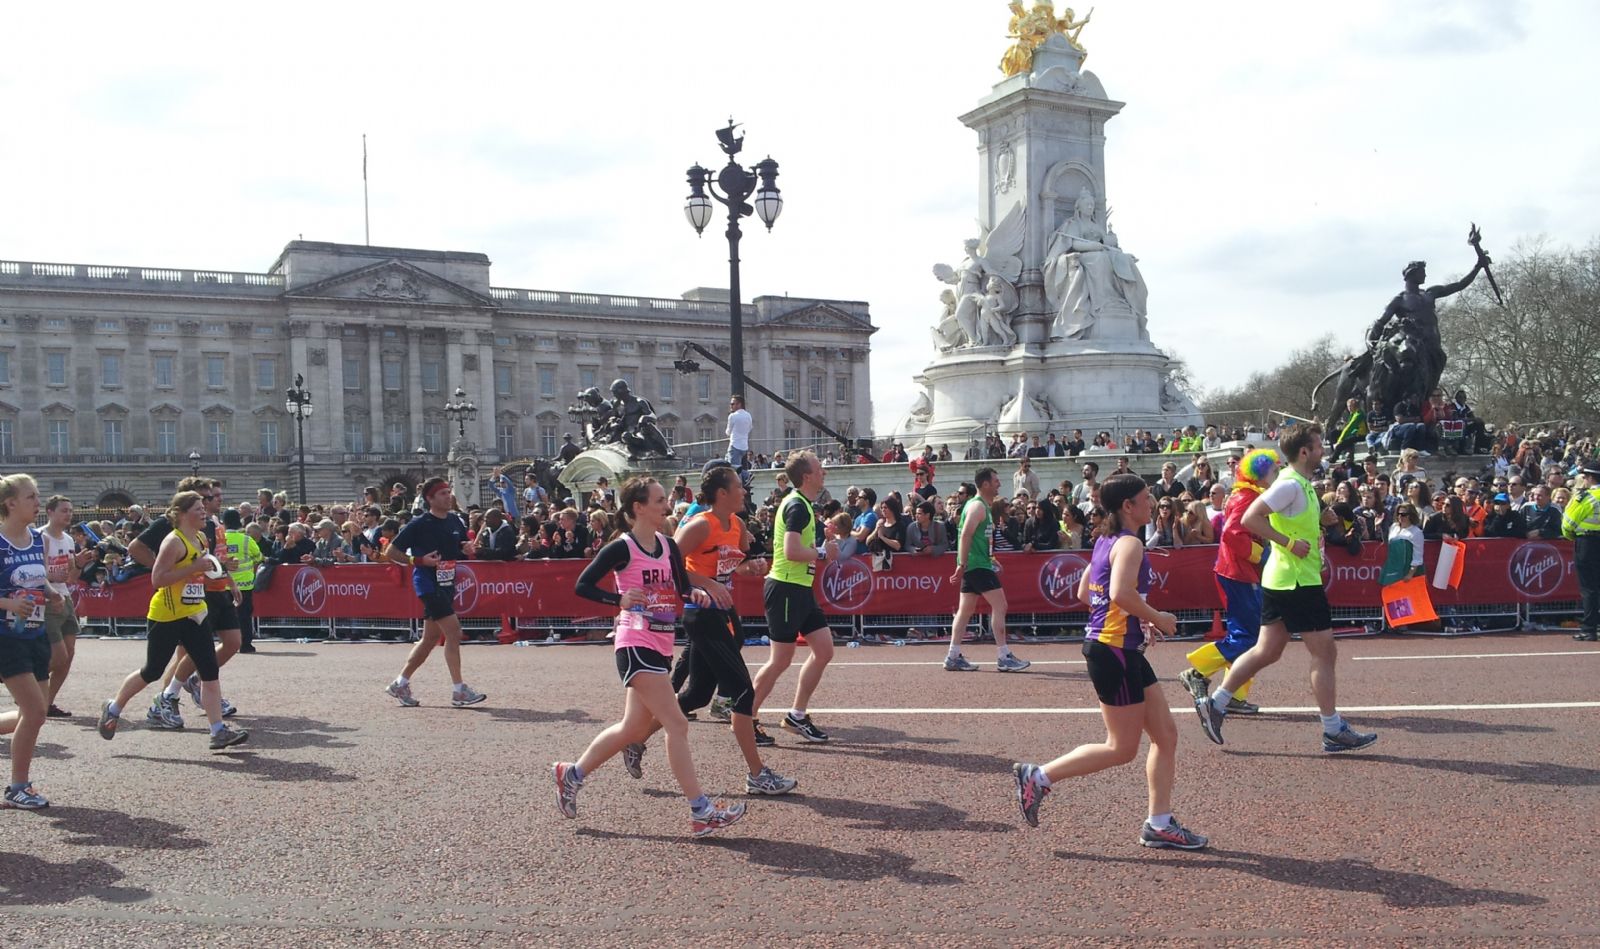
[818,558,873,612]
[292,567,326,615]
[1038,553,1090,609]
[1507,543,1565,599]
[452,563,480,614]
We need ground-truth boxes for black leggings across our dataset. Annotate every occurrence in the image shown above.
[671,612,745,702]
[677,609,754,717]
[141,618,220,684]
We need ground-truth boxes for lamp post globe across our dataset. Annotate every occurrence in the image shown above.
[187,450,201,475]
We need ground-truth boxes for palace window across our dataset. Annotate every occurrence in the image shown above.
[208,420,229,454]
[259,421,279,456]
[48,420,71,455]
[156,419,177,455]
[46,352,67,386]
[205,355,226,388]
[101,353,122,387]
[102,419,124,456]
[153,354,175,388]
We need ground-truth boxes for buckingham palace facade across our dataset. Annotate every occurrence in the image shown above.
[0,240,877,507]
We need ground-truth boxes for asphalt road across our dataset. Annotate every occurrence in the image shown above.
[3,632,1598,946]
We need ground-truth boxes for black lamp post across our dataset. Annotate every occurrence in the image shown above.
[187,450,201,476]
[444,386,478,440]
[683,120,782,400]
[284,372,313,504]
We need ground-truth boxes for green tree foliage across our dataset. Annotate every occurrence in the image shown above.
[1200,334,1354,420]
[1438,237,1600,426]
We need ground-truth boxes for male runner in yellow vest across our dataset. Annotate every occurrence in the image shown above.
[1193,424,1377,753]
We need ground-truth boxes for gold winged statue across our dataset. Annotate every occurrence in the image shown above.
[1000,2,1093,77]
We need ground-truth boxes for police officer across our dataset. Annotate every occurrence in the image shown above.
[1562,461,1600,642]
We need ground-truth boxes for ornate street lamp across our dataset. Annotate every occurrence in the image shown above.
[284,372,314,504]
[187,450,201,475]
[683,120,782,399]
[444,386,478,441]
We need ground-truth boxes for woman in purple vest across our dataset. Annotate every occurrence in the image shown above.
[1011,473,1210,850]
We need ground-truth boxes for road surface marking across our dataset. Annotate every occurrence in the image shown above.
[808,701,1600,715]
[1353,650,1600,662]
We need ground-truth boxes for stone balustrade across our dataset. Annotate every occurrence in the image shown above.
[0,260,284,293]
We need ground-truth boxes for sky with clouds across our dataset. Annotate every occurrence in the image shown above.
[2,1,1594,432]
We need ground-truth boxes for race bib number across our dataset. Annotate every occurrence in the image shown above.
[715,545,745,584]
[641,585,680,632]
[181,582,205,605]
[436,561,457,587]
[18,591,46,626]
[46,554,71,584]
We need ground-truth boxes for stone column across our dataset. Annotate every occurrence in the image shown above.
[367,328,383,452]
[851,349,872,443]
[287,321,311,453]
[324,327,346,448]
[444,330,464,406]
[405,326,423,452]
[475,328,496,456]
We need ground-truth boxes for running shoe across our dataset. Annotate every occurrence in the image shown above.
[943,653,979,672]
[1140,817,1209,850]
[1178,668,1210,702]
[684,711,697,721]
[220,698,238,719]
[996,653,1032,673]
[46,704,71,719]
[145,698,184,730]
[209,724,250,752]
[708,697,734,722]
[1193,697,1226,745]
[451,684,488,708]
[97,701,119,741]
[690,800,747,838]
[183,672,203,706]
[752,721,776,747]
[1226,698,1261,715]
[781,712,829,743]
[1322,724,1378,753]
[745,767,798,795]
[622,742,646,780]
[1574,630,1599,642]
[385,680,420,707]
[2,783,49,810]
[1013,762,1050,827]
[552,762,582,818]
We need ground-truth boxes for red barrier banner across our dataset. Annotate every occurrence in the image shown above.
[73,538,1577,621]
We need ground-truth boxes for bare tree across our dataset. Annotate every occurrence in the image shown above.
[1201,334,1353,421]
[1439,237,1600,426]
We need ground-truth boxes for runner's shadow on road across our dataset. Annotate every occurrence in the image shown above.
[239,650,319,658]
[114,752,356,784]
[1224,750,1600,787]
[15,739,75,761]
[754,793,1015,834]
[461,706,602,726]
[43,805,208,851]
[1361,715,1554,736]
[575,828,962,885]
[782,737,1018,776]
[0,852,152,907]
[235,715,358,752]
[1054,848,1544,909]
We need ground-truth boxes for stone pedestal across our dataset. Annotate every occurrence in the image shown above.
[447,439,481,508]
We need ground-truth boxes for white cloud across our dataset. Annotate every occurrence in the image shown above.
[1,1,1594,431]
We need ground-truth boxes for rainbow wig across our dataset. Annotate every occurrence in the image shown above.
[1233,449,1280,492]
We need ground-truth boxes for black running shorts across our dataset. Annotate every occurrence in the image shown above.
[1261,584,1333,635]
[615,645,672,686]
[763,578,829,644]
[420,588,456,621]
[205,590,241,633]
[1083,640,1158,707]
[0,635,51,682]
[960,568,1003,595]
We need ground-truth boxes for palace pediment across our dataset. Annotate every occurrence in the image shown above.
[283,259,496,308]
[765,303,869,330]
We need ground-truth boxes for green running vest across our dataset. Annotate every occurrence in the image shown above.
[959,499,994,571]
[1262,467,1323,591]
[769,491,817,586]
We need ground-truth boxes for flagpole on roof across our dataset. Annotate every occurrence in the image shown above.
[363,133,371,246]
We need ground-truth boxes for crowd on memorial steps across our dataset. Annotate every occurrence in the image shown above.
[15,384,1596,606]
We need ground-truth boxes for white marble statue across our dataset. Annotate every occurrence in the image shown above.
[932,202,1026,349]
[1042,187,1149,339]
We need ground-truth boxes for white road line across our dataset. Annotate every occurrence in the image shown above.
[807,701,1600,715]
[817,659,1084,668]
[1353,650,1600,661]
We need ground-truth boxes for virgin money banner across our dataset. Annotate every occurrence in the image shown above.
[73,539,1576,621]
